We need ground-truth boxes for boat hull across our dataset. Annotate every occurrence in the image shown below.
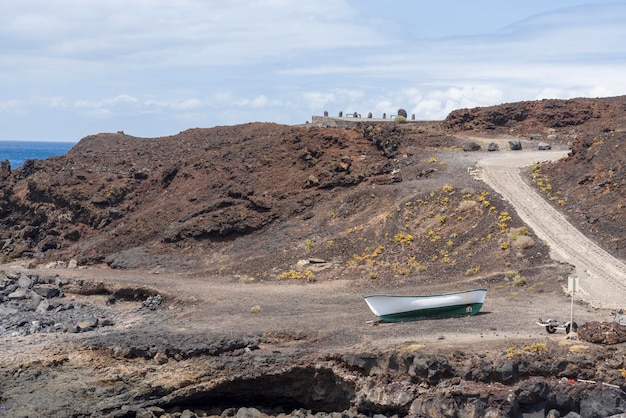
[363,289,487,323]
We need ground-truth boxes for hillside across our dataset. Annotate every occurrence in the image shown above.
[536,129,626,260]
[1,97,625,282]
[1,96,626,417]
[445,96,626,262]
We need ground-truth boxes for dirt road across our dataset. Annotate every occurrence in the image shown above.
[476,149,626,309]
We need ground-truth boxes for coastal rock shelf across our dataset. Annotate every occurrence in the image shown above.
[0,267,161,337]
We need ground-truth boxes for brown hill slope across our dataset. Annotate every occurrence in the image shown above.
[1,123,397,261]
[1,95,625,286]
[444,95,626,136]
[533,129,626,260]
[0,119,558,288]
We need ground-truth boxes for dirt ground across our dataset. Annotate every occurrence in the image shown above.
[0,260,606,361]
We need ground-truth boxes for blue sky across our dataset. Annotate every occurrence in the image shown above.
[1,1,625,141]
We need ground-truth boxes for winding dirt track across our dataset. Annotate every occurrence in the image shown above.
[476,149,626,309]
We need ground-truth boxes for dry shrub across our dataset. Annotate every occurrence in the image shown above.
[457,200,479,212]
[512,235,535,249]
[399,343,425,352]
[510,226,530,236]
[512,276,527,286]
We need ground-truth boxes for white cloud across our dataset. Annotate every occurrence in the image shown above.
[0,0,386,67]
[301,92,339,110]
[305,85,507,121]
[174,98,202,110]
[1,2,626,139]
[0,100,25,113]
[235,95,282,109]
[106,95,139,105]
[407,86,505,119]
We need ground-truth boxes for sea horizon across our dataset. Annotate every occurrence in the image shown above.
[0,140,77,168]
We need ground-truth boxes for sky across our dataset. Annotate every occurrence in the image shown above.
[1,1,626,142]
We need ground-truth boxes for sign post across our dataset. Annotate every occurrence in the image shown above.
[568,277,578,329]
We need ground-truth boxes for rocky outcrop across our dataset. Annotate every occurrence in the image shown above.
[0,268,162,337]
[442,96,626,134]
[578,321,626,344]
[16,340,620,417]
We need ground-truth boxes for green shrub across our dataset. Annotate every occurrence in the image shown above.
[277,269,316,282]
[394,115,407,123]
[512,276,527,286]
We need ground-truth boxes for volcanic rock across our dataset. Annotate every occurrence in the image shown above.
[488,142,500,151]
[509,139,523,150]
[463,141,481,151]
[578,321,626,344]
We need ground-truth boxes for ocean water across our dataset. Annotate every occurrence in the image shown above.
[0,140,76,168]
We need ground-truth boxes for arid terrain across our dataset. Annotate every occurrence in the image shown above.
[0,97,625,417]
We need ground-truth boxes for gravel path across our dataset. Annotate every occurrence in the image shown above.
[476,149,626,309]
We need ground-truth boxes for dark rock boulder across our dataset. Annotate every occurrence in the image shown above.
[463,141,481,152]
[33,285,60,299]
[509,139,523,150]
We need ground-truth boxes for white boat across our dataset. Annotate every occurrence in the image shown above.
[363,288,487,322]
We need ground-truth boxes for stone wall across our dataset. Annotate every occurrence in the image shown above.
[310,116,434,128]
